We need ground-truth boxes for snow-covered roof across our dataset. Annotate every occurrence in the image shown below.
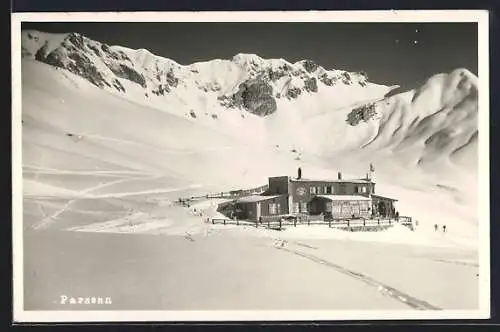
[291,178,374,184]
[314,195,371,201]
[371,194,398,201]
[236,195,284,203]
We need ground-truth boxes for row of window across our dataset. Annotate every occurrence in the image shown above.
[308,185,369,195]
[269,203,281,215]
[291,202,308,213]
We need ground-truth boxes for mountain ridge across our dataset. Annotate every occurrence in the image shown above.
[20,29,478,177]
[21,29,397,117]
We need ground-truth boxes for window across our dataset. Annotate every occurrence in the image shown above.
[355,186,359,193]
[362,186,367,193]
[277,203,281,214]
[292,202,299,213]
[324,186,330,194]
[331,185,335,194]
[300,202,308,213]
[269,203,277,214]
[310,187,316,194]
[317,186,322,194]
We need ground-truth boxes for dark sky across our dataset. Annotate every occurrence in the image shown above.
[22,22,477,90]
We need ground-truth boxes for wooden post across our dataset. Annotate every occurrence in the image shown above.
[329,219,331,228]
[223,219,226,225]
[212,219,214,224]
[268,218,270,229]
[308,217,310,226]
[279,218,282,230]
[294,218,297,227]
[237,219,239,226]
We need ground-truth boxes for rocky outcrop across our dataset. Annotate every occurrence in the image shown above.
[108,64,146,88]
[152,84,170,96]
[302,60,318,73]
[44,49,110,88]
[304,77,318,93]
[166,70,179,87]
[341,72,352,85]
[286,86,302,99]
[346,103,377,126]
[319,73,335,86]
[34,42,49,61]
[112,78,126,93]
[230,78,277,116]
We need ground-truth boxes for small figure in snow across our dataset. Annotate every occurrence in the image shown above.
[434,224,438,232]
[442,225,447,233]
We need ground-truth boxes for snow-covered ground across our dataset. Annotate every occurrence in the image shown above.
[17,32,484,314]
[24,227,478,311]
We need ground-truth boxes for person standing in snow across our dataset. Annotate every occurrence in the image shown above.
[434,224,438,232]
[442,225,447,233]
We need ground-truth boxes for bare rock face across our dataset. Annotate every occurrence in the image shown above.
[346,103,377,126]
[152,84,170,96]
[302,59,319,73]
[304,77,318,93]
[166,70,179,87]
[341,72,352,85]
[108,64,146,88]
[44,48,111,89]
[231,78,277,116]
[286,86,302,99]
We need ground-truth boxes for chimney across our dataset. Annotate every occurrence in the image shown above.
[297,167,302,180]
[338,172,342,180]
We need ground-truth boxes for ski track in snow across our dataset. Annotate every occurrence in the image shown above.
[72,133,236,155]
[31,174,165,230]
[23,165,153,177]
[273,240,441,311]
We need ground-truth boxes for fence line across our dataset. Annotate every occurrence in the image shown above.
[178,184,269,202]
[210,216,414,231]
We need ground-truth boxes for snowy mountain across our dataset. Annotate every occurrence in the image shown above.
[21,30,393,125]
[20,30,479,244]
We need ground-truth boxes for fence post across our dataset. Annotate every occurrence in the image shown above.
[308,217,310,226]
[329,219,331,228]
[212,219,214,224]
[389,219,392,225]
[363,219,366,226]
[294,218,297,227]
[279,218,282,230]
[347,220,350,227]
[237,219,239,226]
[268,218,270,229]
[224,219,226,225]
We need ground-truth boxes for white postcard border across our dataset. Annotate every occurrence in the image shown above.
[11,9,491,323]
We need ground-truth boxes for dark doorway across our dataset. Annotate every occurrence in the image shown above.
[378,201,387,217]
